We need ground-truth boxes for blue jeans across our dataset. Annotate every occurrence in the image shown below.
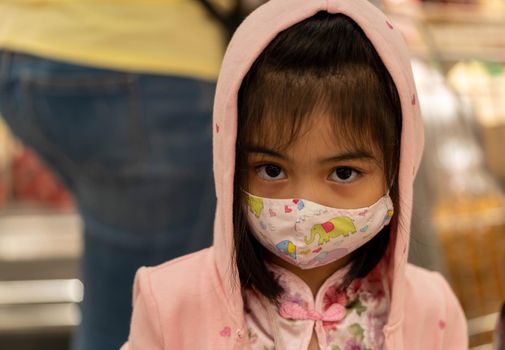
[0,51,216,350]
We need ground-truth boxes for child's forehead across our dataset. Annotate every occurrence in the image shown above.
[247,112,381,160]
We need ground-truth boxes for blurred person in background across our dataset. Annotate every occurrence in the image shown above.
[0,1,245,349]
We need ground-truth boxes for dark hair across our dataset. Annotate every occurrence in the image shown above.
[233,12,402,302]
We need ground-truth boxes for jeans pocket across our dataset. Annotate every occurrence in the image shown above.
[18,61,146,178]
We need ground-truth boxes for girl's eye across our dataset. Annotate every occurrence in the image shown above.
[329,167,360,183]
[256,164,286,181]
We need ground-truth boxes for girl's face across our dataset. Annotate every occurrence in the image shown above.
[246,114,387,209]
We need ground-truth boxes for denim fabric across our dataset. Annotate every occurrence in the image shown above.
[0,51,216,350]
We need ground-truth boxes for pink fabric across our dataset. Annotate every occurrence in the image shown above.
[121,0,468,349]
[279,301,346,322]
[244,264,390,349]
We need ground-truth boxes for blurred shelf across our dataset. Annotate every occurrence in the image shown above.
[0,279,83,306]
[0,303,80,334]
[384,2,505,64]
[470,344,493,350]
[384,2,505,23]
[0,333,71,350]
[0,201,75,218]
[468,312,499,337]
[0,202,81,263]
[0,203,82,339]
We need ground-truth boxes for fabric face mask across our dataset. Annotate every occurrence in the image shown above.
[243,191,394,270]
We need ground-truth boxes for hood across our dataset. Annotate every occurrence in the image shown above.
[211,0,424,340]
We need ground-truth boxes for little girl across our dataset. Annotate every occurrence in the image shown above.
[121,0,467,349]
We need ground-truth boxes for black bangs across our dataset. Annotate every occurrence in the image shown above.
[234,11,402,302]
[237,12,400,187]
[239,66,395,167]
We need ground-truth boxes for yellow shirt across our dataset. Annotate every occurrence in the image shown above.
[0,0,228,80]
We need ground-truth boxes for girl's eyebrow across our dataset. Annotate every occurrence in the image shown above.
[319,150,376,164]
[246,146,375,163]
[246,146,288,160]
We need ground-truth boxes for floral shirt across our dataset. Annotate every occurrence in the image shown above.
[243,263,390,350]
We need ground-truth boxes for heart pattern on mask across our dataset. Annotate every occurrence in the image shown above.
[293,199,305,210]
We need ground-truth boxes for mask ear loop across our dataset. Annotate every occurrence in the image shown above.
[386,170,400,197]
[241,189,255,197]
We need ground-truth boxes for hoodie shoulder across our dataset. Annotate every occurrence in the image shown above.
[125,248,240,349]
[143,248,215,311]
[124,249,212,340]
[404,264,456,308]
[147,247,213,282]
[403,264,468,349]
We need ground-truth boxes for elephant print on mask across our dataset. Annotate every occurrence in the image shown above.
[247,195,264,218]
[305,216,357,246]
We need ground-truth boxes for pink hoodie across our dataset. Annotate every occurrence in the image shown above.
[121,0,468,349]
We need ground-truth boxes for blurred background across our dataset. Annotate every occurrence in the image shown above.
[0,0,504,349]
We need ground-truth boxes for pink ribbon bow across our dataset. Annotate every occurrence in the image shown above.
[279,301,346,322]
